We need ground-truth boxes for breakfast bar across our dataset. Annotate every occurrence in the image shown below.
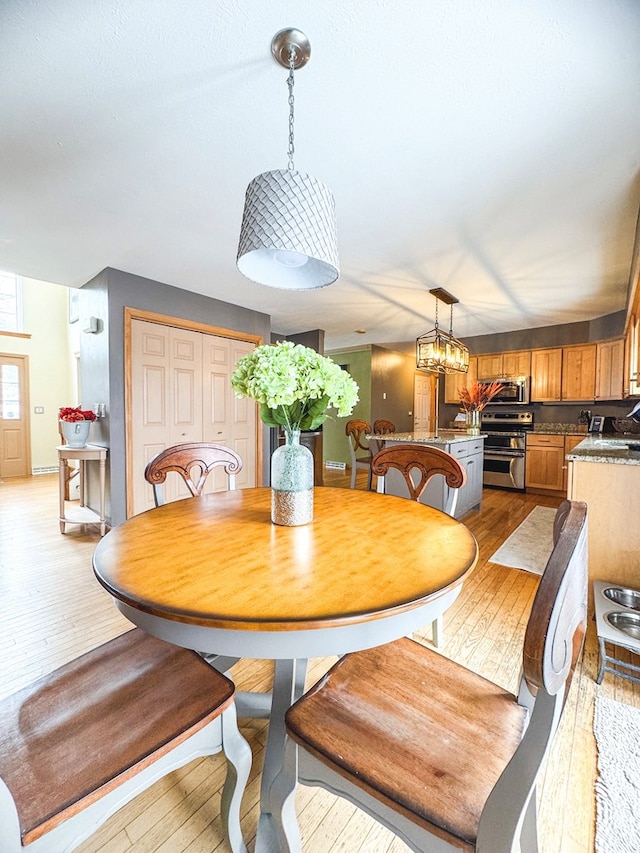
[567,435,640,593]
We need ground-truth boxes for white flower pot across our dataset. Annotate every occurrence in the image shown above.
[60,420,91,448]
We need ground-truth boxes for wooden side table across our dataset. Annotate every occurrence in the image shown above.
[57,444,108,536]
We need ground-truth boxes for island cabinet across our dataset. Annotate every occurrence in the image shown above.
[531,349,562,402]
[382,436,484,519]
[443,357,477,404]
[562,344,597,401]
[595,338,625,400]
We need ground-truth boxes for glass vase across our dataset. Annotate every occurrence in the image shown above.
[465,409,481,435]
[271,429,314,526]
[60,419,91,448]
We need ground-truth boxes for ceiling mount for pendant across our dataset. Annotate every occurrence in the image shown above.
[271,28,311,69]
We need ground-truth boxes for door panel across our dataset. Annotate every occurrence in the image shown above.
[413,373,432,431]
[131,320,257,516]
[0,354,30,478]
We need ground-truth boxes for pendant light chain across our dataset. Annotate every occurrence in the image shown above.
[287,45,296,171]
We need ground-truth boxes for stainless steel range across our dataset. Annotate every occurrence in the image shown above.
[481,410,534,491]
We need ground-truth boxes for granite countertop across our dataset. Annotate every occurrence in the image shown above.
[531,424,589,435]
[370,430,486,445]
[567,435,640,465]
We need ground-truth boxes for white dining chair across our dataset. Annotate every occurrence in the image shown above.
[0,628,251,853]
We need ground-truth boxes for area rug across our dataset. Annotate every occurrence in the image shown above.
[488,505,556,575]
[594,695,640,853]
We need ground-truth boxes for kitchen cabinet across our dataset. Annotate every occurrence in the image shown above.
[502,350,531,377]
[443,356,477,404]
[475,350,530,379]
[562,344,596,401]
[563,435,585,493]
[525,433,565,492]
[476,354,503,378]
[531,349,562,402]
[595,338,624,400]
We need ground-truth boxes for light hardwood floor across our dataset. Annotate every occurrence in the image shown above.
[0,471,637,852]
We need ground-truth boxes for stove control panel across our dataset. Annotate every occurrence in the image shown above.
[481,411,533,427]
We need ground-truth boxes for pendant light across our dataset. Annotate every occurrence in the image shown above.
[236,29,339,290]
[416,288,470,373]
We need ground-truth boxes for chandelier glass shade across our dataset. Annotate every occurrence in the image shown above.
[236,29,339,290]
[416,289,470,374]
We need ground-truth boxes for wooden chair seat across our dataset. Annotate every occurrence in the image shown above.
[286,638,527,849]
[280,501,588,853]
[0,629,250,852]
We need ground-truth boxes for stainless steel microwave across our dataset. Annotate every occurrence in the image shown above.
[477,376,531,405]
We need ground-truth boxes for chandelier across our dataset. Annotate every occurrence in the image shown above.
[416,288,470,374]
[236,28,339,290]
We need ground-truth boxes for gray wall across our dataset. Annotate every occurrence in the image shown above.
[465,311,625,354]
[79,267,271,527]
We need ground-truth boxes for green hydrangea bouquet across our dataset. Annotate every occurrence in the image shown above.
[231,341,359,432]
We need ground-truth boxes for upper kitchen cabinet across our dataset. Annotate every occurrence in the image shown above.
[595,338,625,400]
[476,353,503,378]
[531,348,562,401]
[476,350,530,379]
[561,344,597,401]
[444,356,477,404]
[625,316,640,397]
[502,350,531,377]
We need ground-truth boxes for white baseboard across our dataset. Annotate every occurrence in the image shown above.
[325,460,346,470]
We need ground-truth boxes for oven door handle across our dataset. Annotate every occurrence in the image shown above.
[484,451,525,459]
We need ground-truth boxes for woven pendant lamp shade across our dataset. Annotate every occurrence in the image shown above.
[237,169,339,290]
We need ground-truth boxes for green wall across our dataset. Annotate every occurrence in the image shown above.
[323,349,372,466]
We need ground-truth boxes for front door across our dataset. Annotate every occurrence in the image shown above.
[0,353,30,478]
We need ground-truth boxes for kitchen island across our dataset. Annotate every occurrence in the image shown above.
[373,431,485,519]
[567,435,640,595]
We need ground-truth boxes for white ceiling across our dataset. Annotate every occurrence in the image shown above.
[2,1,640,351]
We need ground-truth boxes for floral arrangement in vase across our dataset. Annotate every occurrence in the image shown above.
[458,381,504,433]
[59,406,97,423]
[231,341,359,526]
[59,406,97,448]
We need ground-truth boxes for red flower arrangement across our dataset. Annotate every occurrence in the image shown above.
[459,381,505,412]
[59,406,97,423]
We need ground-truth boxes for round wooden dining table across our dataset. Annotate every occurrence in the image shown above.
[93,486,478,852]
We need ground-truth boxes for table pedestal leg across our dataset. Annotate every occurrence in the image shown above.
[255,658,308,853]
